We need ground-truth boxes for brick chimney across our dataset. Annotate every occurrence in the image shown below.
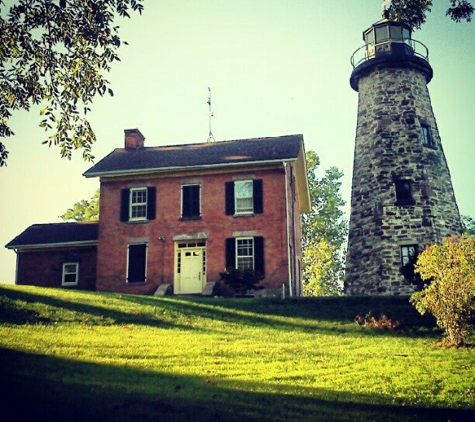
[124,128,145,150]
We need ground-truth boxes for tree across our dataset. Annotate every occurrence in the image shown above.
[302,151,348,296]
[411,235,475,347]
[0,0,144,166]
[387,0,474,30]
[59,188,100,221]
[461,214,475,236]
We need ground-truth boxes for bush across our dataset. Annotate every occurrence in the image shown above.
[355,312,401,330]
[410,235,475,347]
[219,267,264,296]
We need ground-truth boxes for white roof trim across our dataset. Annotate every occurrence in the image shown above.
[7,240,98,250]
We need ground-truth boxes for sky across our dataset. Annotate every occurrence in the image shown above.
[1,0,474,283]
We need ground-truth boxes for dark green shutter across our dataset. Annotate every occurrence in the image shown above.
[127,244,147,283]
[120,189,130,222]
[147,187,156,220]
[254,236,265,275]
[182,186,189,218]
[225,238,236,269]
[225,182,235,215]
[191,185,200,217]
[182,185,200,218]
[253,179,263,214]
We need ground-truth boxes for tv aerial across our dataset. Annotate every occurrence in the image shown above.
[207,87,215,142]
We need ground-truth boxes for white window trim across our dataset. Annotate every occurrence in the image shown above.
[236,237,254,271]
[129,187,148,221]
[181,184,201,218]
[62,262,79,286]
[234,180,254,215]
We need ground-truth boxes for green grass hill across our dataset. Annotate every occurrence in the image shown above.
[0,285,474,422]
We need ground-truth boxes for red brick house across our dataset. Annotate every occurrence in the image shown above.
[6,130,310,296]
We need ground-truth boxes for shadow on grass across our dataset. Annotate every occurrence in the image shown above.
[0,285,440,339]
[121,293,440,339]
[1,347,471,422]
[0,286,193,331]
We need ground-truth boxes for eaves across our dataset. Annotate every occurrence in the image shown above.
[83,158,298,179]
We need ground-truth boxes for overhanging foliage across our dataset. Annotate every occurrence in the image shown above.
[0,0,144,166]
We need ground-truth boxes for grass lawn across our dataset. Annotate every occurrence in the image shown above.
[0,285,474,422]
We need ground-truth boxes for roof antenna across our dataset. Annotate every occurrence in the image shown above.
[207,87,215,142]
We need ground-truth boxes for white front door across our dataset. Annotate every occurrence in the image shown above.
[180,249,203,294]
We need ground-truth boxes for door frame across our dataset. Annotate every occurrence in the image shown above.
[174,241,206,294]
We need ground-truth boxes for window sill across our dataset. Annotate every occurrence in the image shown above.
[395,200,416,206]
[180,216,202,221]
[126,281,148,285]
[126,219,149,224]
[233,213,255,218]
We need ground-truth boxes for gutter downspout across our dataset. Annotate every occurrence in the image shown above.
[284,162,293,297]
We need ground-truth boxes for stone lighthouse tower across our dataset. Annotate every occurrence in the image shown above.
[344,12,463,295]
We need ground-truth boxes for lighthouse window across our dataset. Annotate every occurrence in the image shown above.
[375,26,389,43]
[401,245,418,266]
[421,125,436,148]
[390,26,403,41]
[400,245,420,281]
[365,29,375,45]
[395,180,415,206]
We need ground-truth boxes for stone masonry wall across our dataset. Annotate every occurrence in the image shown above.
[345,65,462,295]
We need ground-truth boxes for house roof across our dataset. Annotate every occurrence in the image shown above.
[83,134,304,177]
[5,222,99,250]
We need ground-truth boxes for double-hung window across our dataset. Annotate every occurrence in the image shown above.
[181,184,201,219]
[225,236,265,275]
[235,181,254,214]
[120,187,156,222]
[130,188,147,220]
[225,179,263,216]
[62,263,79,286]
[236,238,254,270]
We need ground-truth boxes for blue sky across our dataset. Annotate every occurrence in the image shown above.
[1,0,474,283]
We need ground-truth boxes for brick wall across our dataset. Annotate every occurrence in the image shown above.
[16,246,97,290]
[96,166,296,295]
